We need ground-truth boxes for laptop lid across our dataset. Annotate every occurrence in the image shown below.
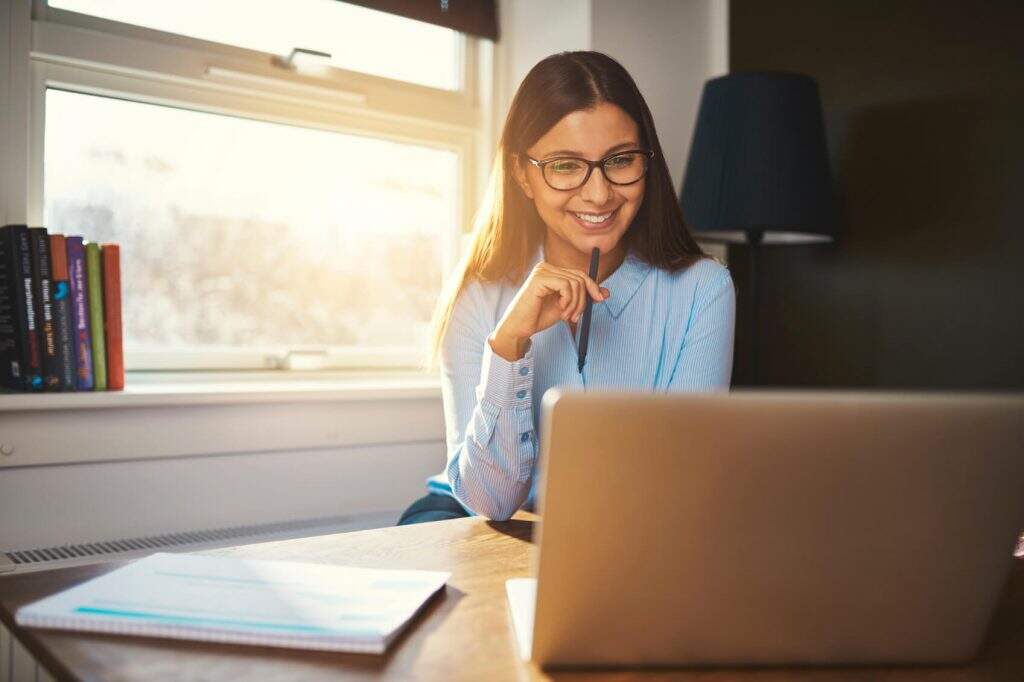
[530,390,1024,668]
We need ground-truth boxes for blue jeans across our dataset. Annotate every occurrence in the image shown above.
[397,493,471,526]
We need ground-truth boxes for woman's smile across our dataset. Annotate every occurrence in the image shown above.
[568,206,620,232]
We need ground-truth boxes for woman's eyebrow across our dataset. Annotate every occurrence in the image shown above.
[541,141,639,159]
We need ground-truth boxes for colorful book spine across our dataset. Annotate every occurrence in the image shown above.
[29,227,62,390]
[49,234,77,391]
[101,244,124,390]
[0,225,41,391]
[66,236,94,390]
[85,242,107,390]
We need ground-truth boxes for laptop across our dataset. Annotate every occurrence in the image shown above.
[507,390,1024,668]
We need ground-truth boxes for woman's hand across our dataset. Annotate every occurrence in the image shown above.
[488,261,610,361]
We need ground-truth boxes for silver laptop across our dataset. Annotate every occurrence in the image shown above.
[507,390,1024,668]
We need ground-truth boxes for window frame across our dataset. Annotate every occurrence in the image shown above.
[26,0,492,373]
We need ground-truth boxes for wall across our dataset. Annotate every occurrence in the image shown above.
[729,0,1024,389]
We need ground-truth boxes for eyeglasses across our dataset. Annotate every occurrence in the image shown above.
[524,149,655,191]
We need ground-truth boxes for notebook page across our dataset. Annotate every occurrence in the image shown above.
[16,552,449,653]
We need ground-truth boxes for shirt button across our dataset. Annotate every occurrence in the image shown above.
[520,432,530,443]
[519,367,529,376]
[516,390,527,399]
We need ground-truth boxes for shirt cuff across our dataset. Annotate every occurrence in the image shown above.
[477,337,534,410]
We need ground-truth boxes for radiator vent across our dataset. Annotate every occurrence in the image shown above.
[1,511,397,574]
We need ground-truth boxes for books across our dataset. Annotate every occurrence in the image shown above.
[102,244,124,390]
[66,236,94,390]
[0,225,123,392]
[16,552,450,655]
[0,225,41,390]
[28,227,59,389]
[49,234,77,391]
[86,242,107,391]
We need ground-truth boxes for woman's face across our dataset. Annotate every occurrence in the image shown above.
[515,102,645,258]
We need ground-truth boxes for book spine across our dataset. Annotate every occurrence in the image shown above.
[0,225,35,391]
[66,236,94,390]
[86,242,107,390]
[101,244,124,390]
[29,227,58,390]
[49,234,77,391]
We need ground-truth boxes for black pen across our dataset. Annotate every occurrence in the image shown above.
[577,247,600,374]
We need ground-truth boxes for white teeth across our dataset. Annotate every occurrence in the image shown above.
[574,211,612,224]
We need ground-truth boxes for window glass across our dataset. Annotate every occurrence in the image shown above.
[43,89,458,361]
[49,0,462,90]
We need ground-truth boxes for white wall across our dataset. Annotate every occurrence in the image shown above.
[0,440,440,549]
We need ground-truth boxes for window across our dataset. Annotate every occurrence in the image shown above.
[47,0,463,90]
[44,89,457,363]
[29,0,489,371]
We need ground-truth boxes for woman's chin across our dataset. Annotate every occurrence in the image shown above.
[546,221,626,259]
[572,229,625,257]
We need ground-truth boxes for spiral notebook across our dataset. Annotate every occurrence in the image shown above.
[15,552,449,654]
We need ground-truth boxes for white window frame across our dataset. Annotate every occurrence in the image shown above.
[22,0,494,373]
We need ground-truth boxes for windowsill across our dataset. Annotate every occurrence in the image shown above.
[0,370,443,412]
[1,370,446,468]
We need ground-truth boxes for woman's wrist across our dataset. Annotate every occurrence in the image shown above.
[488,329,529,362]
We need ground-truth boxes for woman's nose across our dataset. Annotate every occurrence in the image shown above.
[579,165,611,205]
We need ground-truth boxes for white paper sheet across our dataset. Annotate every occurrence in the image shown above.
[506,577,537,661]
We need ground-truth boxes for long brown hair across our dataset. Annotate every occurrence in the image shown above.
[426,51,706,369]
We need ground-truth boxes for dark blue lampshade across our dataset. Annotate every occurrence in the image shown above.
[681,72,837,244]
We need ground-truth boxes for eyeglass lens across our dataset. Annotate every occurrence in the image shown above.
[543,152,649,190]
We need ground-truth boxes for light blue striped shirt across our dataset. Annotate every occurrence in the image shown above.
[427,245,736,520]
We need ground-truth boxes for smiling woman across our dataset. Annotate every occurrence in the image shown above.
[397,51,737,525]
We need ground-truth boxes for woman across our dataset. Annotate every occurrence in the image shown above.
[398,51,735,524]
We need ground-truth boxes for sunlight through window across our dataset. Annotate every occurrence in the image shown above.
[43,89,459,358]
[50,0,462,90]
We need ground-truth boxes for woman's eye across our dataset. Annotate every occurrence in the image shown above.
[606,154,633,168]
[550,160,585,174]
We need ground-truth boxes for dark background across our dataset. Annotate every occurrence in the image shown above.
[726,0,1024,389]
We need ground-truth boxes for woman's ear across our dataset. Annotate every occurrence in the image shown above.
[511,154,535,200]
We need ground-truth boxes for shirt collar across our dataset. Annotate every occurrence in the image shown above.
[534,243,652,319]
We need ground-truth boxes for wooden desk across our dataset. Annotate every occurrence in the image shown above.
[2,513,1023,681]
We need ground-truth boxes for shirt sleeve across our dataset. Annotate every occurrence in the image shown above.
[440,283,537,521]
[667,264,736,391]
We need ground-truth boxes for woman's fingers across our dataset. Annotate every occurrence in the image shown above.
[551,270,579,321]
[557,267,606,322]
[566,267,607,302]
[531,264,611,326]
[538,273,571,314]
[558,278,573,314]
[570,278,583,321]
[573,279,586,322]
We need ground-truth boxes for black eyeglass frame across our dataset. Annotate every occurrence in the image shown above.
[523,149,655,191]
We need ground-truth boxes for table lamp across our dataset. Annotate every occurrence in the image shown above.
[681,71,837,384]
